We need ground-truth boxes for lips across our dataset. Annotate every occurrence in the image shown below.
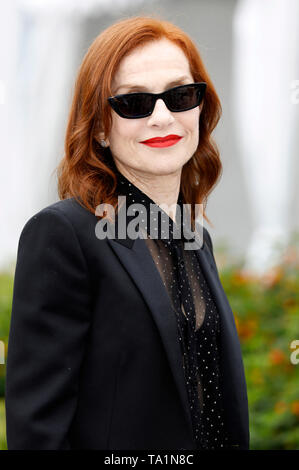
[140,134,183,148]
[141,134,182,144]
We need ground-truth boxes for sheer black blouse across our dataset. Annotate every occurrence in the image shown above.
[115,168,228,450]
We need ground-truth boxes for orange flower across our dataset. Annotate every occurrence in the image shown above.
[282,297,297,309]
[232,269,257,285]
[269,348,286,365]
[260,266,283,288]
[291,401,299,417]
[274,401,287,414]
[237,319,258,341]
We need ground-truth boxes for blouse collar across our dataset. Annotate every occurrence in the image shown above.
[114,166,193,243]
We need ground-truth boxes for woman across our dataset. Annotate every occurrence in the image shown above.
[5,16,249,450]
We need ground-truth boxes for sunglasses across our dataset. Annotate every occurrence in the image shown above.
[107,82,207,119]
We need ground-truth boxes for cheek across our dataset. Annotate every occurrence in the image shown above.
[109,115,141,143]
[181,108,200,135]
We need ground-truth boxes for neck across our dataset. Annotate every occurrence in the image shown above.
[114,162,181,223]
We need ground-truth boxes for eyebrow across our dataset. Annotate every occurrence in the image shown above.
[113,76,192,95]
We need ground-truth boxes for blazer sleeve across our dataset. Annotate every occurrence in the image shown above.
[5,207,91,449]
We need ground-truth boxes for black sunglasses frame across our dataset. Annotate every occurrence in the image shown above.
[107,82,207,119]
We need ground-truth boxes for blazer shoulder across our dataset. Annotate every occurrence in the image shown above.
[42,197,95,224]
[21,198,96,235]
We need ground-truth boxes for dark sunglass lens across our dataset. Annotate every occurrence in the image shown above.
[116,94,153,117]
[166,85,201,111]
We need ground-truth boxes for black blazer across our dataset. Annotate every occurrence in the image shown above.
[5,197,249,450]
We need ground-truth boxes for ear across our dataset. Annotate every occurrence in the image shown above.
[94,133,103,145]
[101,134,110,146]
[94,120,109,146]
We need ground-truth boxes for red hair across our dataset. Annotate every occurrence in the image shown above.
[56,15,222,227]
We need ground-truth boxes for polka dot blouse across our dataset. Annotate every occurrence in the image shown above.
[115,168,229,450]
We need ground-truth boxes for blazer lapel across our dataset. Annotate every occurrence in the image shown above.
[108,235,195,441]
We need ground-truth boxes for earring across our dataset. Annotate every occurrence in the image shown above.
[100,139,108,148]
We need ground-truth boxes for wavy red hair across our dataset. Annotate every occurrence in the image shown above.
[56,15,222,227]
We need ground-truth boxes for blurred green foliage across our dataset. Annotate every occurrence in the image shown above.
[0,273,13,398]
[0,236,298,450]
[0,272,12,450]
[218,234,299,450]
[0,399,7,450]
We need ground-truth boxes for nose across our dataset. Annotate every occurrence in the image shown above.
[147,98,175,126]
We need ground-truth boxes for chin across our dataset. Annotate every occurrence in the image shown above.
[143,162,184,176]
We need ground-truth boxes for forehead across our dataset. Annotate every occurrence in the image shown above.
[112,39,192,92]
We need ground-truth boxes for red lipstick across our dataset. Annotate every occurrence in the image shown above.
[140,134,182,148]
